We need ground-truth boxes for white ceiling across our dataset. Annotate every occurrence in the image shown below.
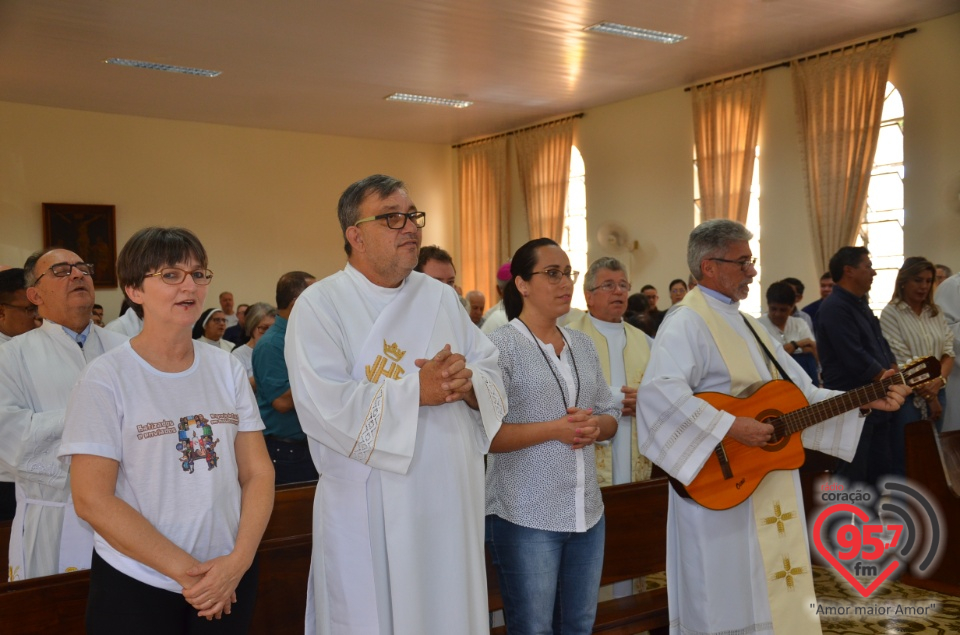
[0,1,957,145]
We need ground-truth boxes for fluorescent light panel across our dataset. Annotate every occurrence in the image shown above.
[104,58,221,77]
[385,93,473,108]
[584,22,686,44]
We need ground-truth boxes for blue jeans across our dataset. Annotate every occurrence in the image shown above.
[486,514,605,635]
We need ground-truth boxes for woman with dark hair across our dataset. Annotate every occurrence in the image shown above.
[485,237,620,635]
[668,278,688,305]
[60,227,274,634]
[193,307,233,352]
[881,256,955,434]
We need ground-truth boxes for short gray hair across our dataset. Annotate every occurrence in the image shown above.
[687,219,753,281]
[583,257,627,291]
[337,174,407,256]
[23,248,58,288]
[244,302,277,338]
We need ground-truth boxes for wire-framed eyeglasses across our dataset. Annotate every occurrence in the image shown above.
[354,211,426,229]
[708,257,757,272]
[589,281,631,293]
[34,262,94,283]
[532,269,579,284]
[143,268,215,285]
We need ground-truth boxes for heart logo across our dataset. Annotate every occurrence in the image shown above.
[812,503,901,597]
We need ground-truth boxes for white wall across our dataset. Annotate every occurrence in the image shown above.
[0,102,454,318]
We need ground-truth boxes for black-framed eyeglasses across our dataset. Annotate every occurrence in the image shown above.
[708,257,757,272]
[354,211,426,229]
[532,269,579,284]
[1,303,39,317]
[34,262,94,283]
[143,268,215,285]
[589,281,631,293]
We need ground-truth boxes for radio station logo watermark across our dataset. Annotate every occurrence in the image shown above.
[810,477,944,600]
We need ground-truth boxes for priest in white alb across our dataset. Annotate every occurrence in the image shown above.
[286,174,507,635]
[0,249,126,580]
[635,220,908,635]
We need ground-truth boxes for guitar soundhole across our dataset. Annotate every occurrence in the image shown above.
[757,409,789,452]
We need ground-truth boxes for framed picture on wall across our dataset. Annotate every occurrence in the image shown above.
[42,203,117,288]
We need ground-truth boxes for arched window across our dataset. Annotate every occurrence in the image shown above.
[693,146,762,316]
[563,146,588,310]
[856,82,904,314]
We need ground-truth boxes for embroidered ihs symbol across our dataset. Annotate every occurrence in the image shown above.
[366,340,406,382]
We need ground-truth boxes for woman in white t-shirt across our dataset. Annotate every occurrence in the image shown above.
[60,227,274,634]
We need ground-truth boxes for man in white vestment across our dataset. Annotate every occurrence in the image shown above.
[104,300,143,338]
[568,257,653,487]
[635,220,908,635]
[286,174,507,635]
[0,249,127,580]
[935,272,960,431]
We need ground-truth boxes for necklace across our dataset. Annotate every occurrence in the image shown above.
[517,318,581,408]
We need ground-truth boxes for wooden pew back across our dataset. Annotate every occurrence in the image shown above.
[901,421,960,595]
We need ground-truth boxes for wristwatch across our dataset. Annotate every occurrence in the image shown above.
[790,341,799,353]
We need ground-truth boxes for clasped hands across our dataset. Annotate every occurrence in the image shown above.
[914,378,944,419]
[560,407,602,450]
[180,553,248,620]
[416,344,478,408]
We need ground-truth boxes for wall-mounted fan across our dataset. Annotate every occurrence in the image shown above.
[596,222,637,253]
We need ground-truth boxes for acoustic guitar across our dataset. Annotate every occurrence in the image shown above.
[672,357,940,510]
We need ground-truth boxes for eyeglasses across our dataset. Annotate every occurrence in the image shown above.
[208,317,227,324]
[34,262,94,283]
[589,281,631,293]
[708,257,757,272]
[532,269,579,284]
[143,268,215,285]
[354,211,426,229]
[1,303,39,317]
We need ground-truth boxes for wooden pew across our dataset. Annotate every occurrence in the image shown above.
[489,478,670,635]
[901,420,960,595]
[0,481,315,635]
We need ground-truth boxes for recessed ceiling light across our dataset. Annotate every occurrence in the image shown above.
[385,93,473,108]
[104,58,222,77]
[584,22,686,44]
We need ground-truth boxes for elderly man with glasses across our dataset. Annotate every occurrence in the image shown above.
[567,257,654,489]
[286,174,507,635]
[0,248,127,580]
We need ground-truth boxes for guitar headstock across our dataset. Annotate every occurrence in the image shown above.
[900,356,942,388]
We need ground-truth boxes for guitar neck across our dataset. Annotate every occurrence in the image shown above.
[775,373,904,436]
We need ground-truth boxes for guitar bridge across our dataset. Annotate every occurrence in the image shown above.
[715,443,733,480]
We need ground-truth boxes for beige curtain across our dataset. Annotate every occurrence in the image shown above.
[692,72,763,224]
[792,38,894,272]
[514,119,577,242]
[457,137,508,302]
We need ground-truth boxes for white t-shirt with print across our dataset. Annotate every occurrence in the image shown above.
[59,340,265,592]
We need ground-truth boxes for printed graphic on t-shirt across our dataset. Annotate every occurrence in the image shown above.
[176,414,220,474]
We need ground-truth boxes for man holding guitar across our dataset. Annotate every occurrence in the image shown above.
[636,220,910,635]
